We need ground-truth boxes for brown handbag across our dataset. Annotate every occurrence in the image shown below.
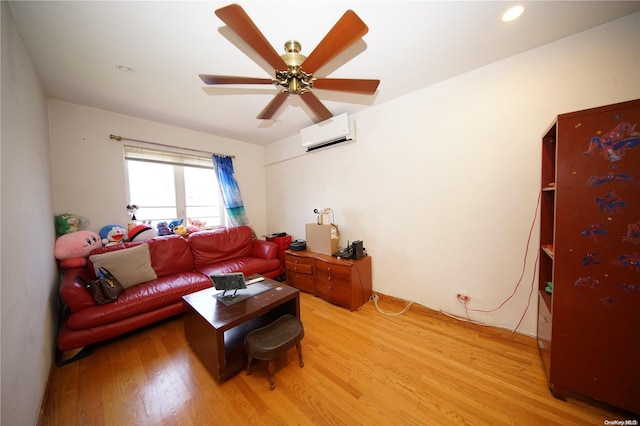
[75,267,124,305]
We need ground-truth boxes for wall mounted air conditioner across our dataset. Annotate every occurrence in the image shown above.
[300,113,355,152]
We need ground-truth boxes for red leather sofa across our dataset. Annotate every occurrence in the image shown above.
[57,226,282,353]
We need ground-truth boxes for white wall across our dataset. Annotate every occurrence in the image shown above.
[1,3,58,425]
[265,12,640,336]
[48,101,269,238]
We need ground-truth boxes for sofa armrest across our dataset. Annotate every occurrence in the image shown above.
[60,268,96,312]
[251,239,278,260]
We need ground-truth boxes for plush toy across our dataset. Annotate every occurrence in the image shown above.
[173,225,188,237]
[126,204,139,221]
[55,213,82,235]
[54,230,102,268]
[128,224,157,242]
[187,218,206,233]
[168,219,184,234]
[157,222,170,236]
[99,225,127,246]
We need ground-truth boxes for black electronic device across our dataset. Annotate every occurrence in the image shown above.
[352,240,364,259]
[332,240,364,259]
[290,240,306,251]
[210,273,247,297]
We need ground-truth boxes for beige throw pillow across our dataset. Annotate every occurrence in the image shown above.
[89,243,157,289]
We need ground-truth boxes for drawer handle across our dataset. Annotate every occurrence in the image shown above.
[328,267,331,272]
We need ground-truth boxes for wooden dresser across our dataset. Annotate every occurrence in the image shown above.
[285,250,372,311]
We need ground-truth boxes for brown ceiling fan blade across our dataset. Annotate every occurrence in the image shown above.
[312,78,380,94]
[257,91,289,119]
[215,4,287,71]
[200,75,274,85]
[303,10,369,74]
[300,92,333,123]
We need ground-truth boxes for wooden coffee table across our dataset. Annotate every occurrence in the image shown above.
[182,277,300,383]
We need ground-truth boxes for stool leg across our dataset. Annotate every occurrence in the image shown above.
[296,342,304,367]
[268,360,276,390]
[246,355,253,375]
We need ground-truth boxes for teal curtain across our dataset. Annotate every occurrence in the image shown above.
[212,154,250,228]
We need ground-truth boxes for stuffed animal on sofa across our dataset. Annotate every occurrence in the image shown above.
[156,222,170,236]
[168,219,184,234]
[55,213,82,235]
[99,224,127,246]
[54,230,102,268]
[173,225,188,237]
[128,224,157,242]
[187,218,206,233]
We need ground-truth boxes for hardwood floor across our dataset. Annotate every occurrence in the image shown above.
[39,291,633,425]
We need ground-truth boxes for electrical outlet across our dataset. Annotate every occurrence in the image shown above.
[456,292,470,303]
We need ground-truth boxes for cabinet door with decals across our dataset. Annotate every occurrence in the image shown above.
[551,99,639,413]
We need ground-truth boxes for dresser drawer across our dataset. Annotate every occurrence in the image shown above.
[288,272,315,294]
[316,278,350,308]
[314,259,351,284]
[285,254,313,275]
[286,262,313,275]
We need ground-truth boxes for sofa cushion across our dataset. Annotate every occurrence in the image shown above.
[89,243,157,288]
[66,272,211,330]
[189,226,254,268]
[196,256,281,278]
[147,234,195,276]
[58,302,186,352]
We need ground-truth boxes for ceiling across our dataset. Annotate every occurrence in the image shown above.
[8,1,640,145]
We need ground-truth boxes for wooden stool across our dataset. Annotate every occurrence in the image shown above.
[244,314,304,390]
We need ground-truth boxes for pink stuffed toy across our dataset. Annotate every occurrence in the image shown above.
[187,218,206,233]
[54,230,102,269]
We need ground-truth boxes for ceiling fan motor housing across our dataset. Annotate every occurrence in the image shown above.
[278,40,312,94]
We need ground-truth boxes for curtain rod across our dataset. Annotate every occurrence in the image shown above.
[109,134,235,158]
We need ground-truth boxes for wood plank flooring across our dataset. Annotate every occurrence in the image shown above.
[38,292,634,425]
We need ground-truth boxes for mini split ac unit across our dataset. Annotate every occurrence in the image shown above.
[300,113,355,152]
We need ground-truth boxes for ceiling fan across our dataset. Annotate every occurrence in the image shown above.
[199,3,380,123]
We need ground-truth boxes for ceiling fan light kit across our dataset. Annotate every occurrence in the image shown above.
[200,3,380,123]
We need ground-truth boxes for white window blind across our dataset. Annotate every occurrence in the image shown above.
[124,146,214,169]
[123,145,225,228]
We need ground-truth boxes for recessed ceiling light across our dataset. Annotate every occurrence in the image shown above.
[115,64,136,74]
[502,5,525,22]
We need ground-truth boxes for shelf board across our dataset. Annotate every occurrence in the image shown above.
[541,245,554,259]
[539,289,552,311]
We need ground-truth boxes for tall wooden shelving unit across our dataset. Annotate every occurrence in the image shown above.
[537,99,640,414]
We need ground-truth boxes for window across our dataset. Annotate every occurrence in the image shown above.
[124,146,225,229]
